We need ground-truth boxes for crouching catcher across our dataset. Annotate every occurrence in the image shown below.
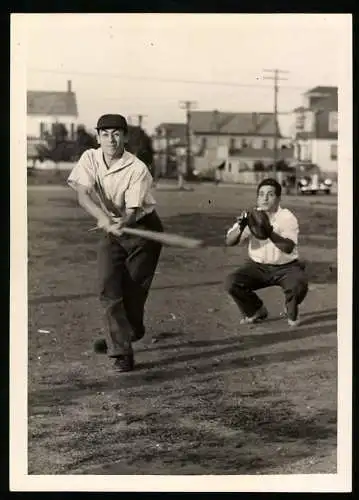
[225,178,308,326]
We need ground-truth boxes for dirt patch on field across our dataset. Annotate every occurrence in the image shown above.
[27,185,338,475]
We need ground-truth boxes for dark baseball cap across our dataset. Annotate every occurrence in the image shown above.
[96,114,128,133]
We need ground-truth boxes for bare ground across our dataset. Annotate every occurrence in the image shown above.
[28,183,337,475]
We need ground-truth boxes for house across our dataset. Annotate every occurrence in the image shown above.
[292,86,338,173]
[190,110,293,182]
[152,122,187,176]
[27,80,79,140]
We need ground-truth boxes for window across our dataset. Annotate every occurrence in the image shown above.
[228,163,232,173]
[301,145,309,161]
[241,138,248,148]
[262,139,268,149]
[296,143,301,160]
[229,138,235,151]
[328,111,338,133]
[330,144,337,160]
[296,112,305,131]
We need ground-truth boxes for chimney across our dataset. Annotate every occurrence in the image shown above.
[212,109,219,132]
[67,80,72,93]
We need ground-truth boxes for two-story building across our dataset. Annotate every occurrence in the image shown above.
[27,80,79,165]
[293,86,338,174]
[27,80,79,140]
[190,110,293,182]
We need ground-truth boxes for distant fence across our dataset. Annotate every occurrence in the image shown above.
[222,171,287,185]
[27,161,75,171]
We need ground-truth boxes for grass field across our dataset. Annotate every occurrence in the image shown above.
[28,182,338,475]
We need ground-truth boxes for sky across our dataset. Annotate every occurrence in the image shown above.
[19,13,351,135]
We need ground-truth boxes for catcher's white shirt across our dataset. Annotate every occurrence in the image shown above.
[67,148,156,221]
[227,206,299,265]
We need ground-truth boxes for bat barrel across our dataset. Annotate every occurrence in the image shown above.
[88,226,205,249]
[122,227,204,248]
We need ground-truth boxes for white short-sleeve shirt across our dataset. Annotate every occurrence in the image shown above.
[226,206,299,265]
[67,148,156,221]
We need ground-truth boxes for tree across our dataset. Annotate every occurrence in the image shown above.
[126,126,154,172]
[35,123,72,163]
[74,125,97,159]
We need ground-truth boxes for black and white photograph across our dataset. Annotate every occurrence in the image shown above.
[10,13,352,492]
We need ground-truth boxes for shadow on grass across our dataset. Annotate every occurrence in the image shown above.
[141,308,337,352]
[33,398,337,475]
[29,319,336,409]
[82,407,336,475]
[137,323,336,371]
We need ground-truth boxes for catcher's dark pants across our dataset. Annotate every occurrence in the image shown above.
[225,259,308,320]
[98,211,163,357]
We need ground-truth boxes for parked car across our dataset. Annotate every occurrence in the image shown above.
[297,175,333,195]
[283,162,333,195]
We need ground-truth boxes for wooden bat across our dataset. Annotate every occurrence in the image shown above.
[89,226,205,249]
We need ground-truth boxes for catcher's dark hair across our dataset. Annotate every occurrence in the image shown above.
[257,178,282,197]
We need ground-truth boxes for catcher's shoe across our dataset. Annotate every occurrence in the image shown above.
[113,353,134,372]
[288,318,301,327]
[282,306,301,327]
[240,305,268,325]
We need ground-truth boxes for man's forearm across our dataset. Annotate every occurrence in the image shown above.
[269,231,295,254]
[78,190,110,224]
[225,224,247,246]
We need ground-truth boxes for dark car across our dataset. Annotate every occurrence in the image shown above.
[297,175,333,195]
[284,162,333,195]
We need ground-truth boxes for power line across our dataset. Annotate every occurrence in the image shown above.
[78,94,298,115]
[28,67,308,91]
[263,69,290,177]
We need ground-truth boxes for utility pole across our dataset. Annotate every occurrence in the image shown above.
[128,114,147,128]
[165,128,172,175]
[263,69,289,178]
[179,100,197,178]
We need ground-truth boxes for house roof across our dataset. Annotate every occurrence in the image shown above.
[155,122,187,138]
[190,111,282,137]
[294,92,338,113]
[27,90,78,117]
[304,86,337,96]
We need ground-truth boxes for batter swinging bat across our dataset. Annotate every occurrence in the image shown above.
[89,226,205,249]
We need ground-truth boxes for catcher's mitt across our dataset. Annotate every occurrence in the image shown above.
[247,208,273,240]
[236,211,249,231]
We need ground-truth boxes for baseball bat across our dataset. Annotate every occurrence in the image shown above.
[89,226,205,249]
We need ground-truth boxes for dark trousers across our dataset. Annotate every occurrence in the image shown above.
[98,211,163,357]
[225,259,308,320]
